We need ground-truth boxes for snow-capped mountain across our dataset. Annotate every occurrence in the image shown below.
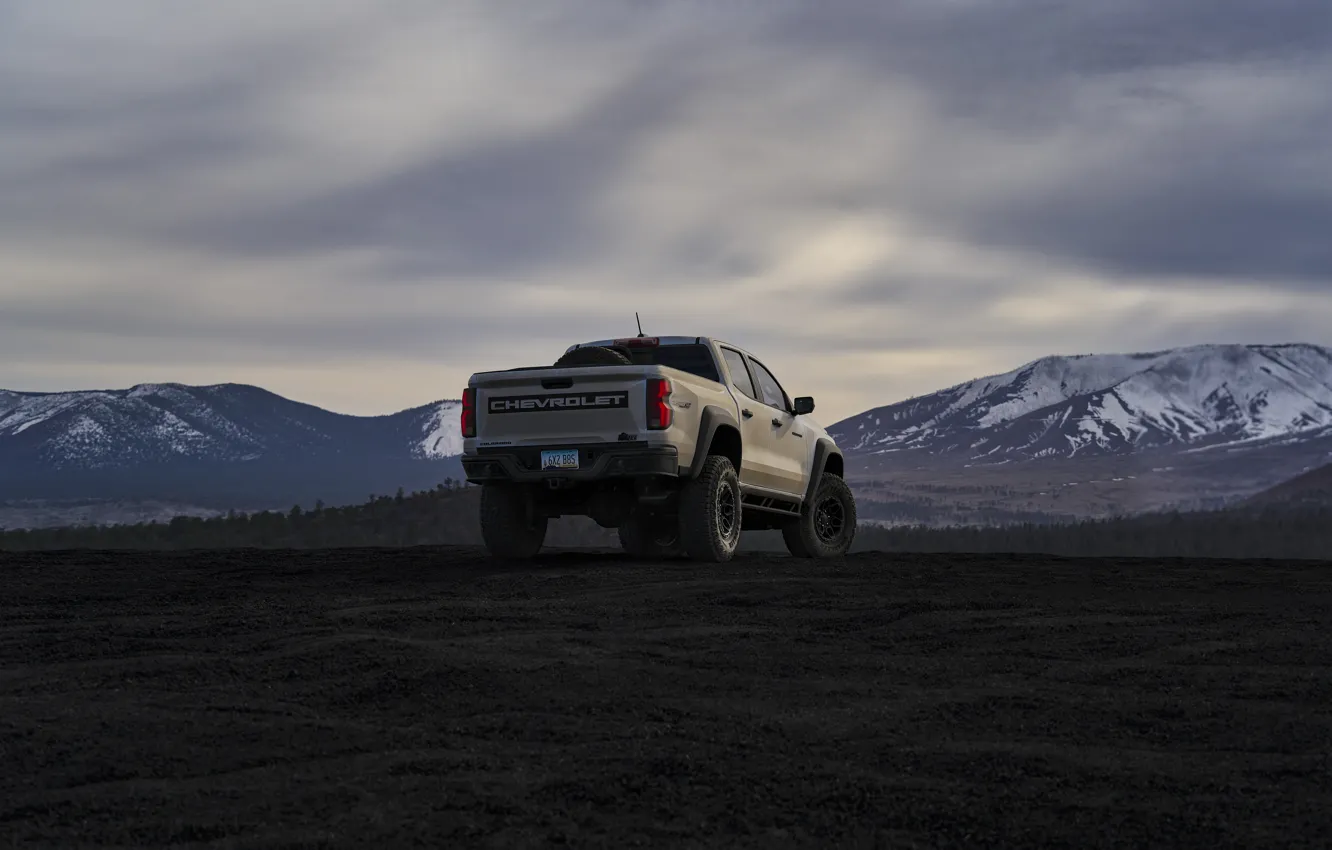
[830,344,1332,461]
[415,400,465,460]
[0,383,464,508]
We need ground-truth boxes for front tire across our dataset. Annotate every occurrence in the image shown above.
[783,473,856,558]
[618,512,682,559]
[479,484,548,559]
[678,455,743,562]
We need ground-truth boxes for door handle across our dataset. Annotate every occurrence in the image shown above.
[741,409,753,419]
[771,418,783,427]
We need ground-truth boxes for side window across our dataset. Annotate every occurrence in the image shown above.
[749,359,790,411]
[720,348,758,400]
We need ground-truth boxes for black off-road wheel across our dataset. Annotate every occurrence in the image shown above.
[677,454,743,562]
[553,346,631,368]
[618,512,683,559]
[479,484,548,559]
[783,473,856,558]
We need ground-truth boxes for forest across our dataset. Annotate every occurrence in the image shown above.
[850,505,1331,560]
[1,482,1328,560]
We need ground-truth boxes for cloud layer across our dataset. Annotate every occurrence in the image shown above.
[3,0,1330,422]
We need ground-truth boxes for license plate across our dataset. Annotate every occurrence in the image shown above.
[540,449,580,470]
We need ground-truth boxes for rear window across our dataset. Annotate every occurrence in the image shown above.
[623,344,721,383]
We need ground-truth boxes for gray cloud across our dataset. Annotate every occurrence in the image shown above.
[180,64,689,278]
[775,1,1332,80]
[971,159,1332,284]
[1,0,1330,421]
[761,0,1332,285]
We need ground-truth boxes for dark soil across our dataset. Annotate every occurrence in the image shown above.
[3,548,1331,848]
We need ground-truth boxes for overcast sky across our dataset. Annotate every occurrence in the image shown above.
[3,1,1330,424]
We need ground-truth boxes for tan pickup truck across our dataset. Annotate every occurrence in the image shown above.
[460,335,855,562]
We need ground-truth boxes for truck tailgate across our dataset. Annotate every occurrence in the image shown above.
[472,366,653,446]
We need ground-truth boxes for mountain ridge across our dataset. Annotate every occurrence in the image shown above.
[0,382,464,509]
[0,382,463,466]
[7,342,1332,517]
[829,343,1332,462]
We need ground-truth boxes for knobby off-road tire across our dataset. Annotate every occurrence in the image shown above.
[479,484,548,559]
[618,513,683,559]
[677,454,743,562]
[783,473,856,558]
[552,346,632,368]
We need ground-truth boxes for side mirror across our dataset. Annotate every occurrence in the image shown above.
[792,396,815,415]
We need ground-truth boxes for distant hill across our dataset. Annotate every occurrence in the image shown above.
[0,383,463,509]
[1244,462,1332,509]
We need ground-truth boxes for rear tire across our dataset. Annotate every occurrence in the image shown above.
[677,455,743,562]
[618,513,682,559]
[553,346,631,368]
[783,473,856,558]
[479,484,547,559]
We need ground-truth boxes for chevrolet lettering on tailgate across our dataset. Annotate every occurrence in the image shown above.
[488,392,629,413]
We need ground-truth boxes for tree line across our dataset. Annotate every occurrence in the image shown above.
[849,505,1332,560]
[0,482,1328,560]
[0,482,613,552]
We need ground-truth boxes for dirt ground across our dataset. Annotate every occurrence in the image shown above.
[3,547,1330,849]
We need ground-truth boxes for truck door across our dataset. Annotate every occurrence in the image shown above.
[718,347,773,489]
[746,356,808,497]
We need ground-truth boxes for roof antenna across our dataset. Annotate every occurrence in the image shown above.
[635,311,645,337]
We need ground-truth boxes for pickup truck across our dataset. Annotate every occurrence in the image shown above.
[459,335,855,562]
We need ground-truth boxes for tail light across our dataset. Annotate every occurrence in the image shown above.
[614,337,659,347]
[461,388,476,438]
[647,377,672,429]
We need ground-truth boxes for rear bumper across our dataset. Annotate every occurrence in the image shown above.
[462,441,679,484]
